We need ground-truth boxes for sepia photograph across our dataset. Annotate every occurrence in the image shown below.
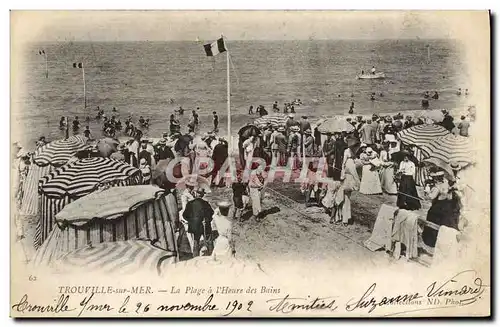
[9,10,491,317]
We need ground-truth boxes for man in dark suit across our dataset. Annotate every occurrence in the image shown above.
[182,189,214,257]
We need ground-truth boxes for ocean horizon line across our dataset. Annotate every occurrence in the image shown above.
[26,38,456,44]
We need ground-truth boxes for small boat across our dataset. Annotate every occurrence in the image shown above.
[356,72,386,80]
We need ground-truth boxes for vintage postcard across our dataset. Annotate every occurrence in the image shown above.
[10,10,490,317]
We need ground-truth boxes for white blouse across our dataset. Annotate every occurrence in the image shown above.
[398,161,415,177]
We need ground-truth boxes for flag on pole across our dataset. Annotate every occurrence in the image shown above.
[203,37,226,57]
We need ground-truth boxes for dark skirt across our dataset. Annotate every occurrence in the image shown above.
[332,158,343,181]
[396,175,421,210]
[422,197,460,247]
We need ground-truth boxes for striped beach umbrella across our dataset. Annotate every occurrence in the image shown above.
[52,240,177,276]
[32,135,89,166]
[317,118,355,134]
[35,157,141,249]
[419,134,474,167]
[254,113,288,128]
[32,185,179,268]
[19,135,89,217]
[397,124,450,147]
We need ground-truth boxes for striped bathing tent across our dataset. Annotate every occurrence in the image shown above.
[35,157,141,249]
[51,240,177,276]
[19,135,89,217]
[397,124,450,148]
[419,134,475,167]
[254,113,289,128]
[32,185,178,269]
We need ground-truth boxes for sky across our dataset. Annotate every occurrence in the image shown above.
[10,11,485,42]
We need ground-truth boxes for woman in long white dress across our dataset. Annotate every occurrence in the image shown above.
[379,142,398,195]
[359,147,383,195]
[337,147,361,226]
[211,202,234,258]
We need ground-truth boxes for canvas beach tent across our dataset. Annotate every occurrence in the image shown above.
[32,185,179,268]
[34,157,141,249]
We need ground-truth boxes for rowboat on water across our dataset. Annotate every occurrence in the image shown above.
[356,72,386,80]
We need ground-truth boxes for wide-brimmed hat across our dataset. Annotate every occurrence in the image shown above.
[430,171,445,177]
[290,126,300,132]
[384,134,396,142]
[359,143,367,148]
[158,139,167,144]
[278,126,286,132]
[217,201,231,209]
[346,135,360,147]
[288,114,295,118]
[304,129,312,135]
[450,161,461,171]
[301,115,308,118]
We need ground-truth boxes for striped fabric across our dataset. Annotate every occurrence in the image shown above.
[317,118,355,134]
[254,113,289,128]
[53,240,177,275]
[32,193,178,268]
[412,147,430,187]
[397,124,450,147]
[35,157,142,249]
[19,165,53,217]
[419,134,474,167]
[32,135,88,167]
[39,157,141,198]
[35,177,142,249]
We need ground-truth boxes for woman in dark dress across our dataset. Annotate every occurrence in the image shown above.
[396,155,421,210]
[332,132,347,181]
[422,170,461,247]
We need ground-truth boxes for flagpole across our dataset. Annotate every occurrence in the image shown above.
[225,36,231,154]
[44,52,48,79]
[82,66,87,109]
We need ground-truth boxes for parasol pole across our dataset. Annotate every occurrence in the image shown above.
[65,117,69,139]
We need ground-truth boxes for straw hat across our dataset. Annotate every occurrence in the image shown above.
[278,126,285,132]
[384,134,396,143]
[430,171,445,177]
[366,147,373,153]
[290,126,300,132]
[450,161,461,171]
[217,201,231,209]
[288,114,295,118]
[304,129,312,135]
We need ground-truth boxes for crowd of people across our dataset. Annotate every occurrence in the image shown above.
[14,95,474,261]
[237,108,471,251]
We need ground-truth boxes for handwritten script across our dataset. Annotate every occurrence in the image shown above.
[11,270,488,317]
